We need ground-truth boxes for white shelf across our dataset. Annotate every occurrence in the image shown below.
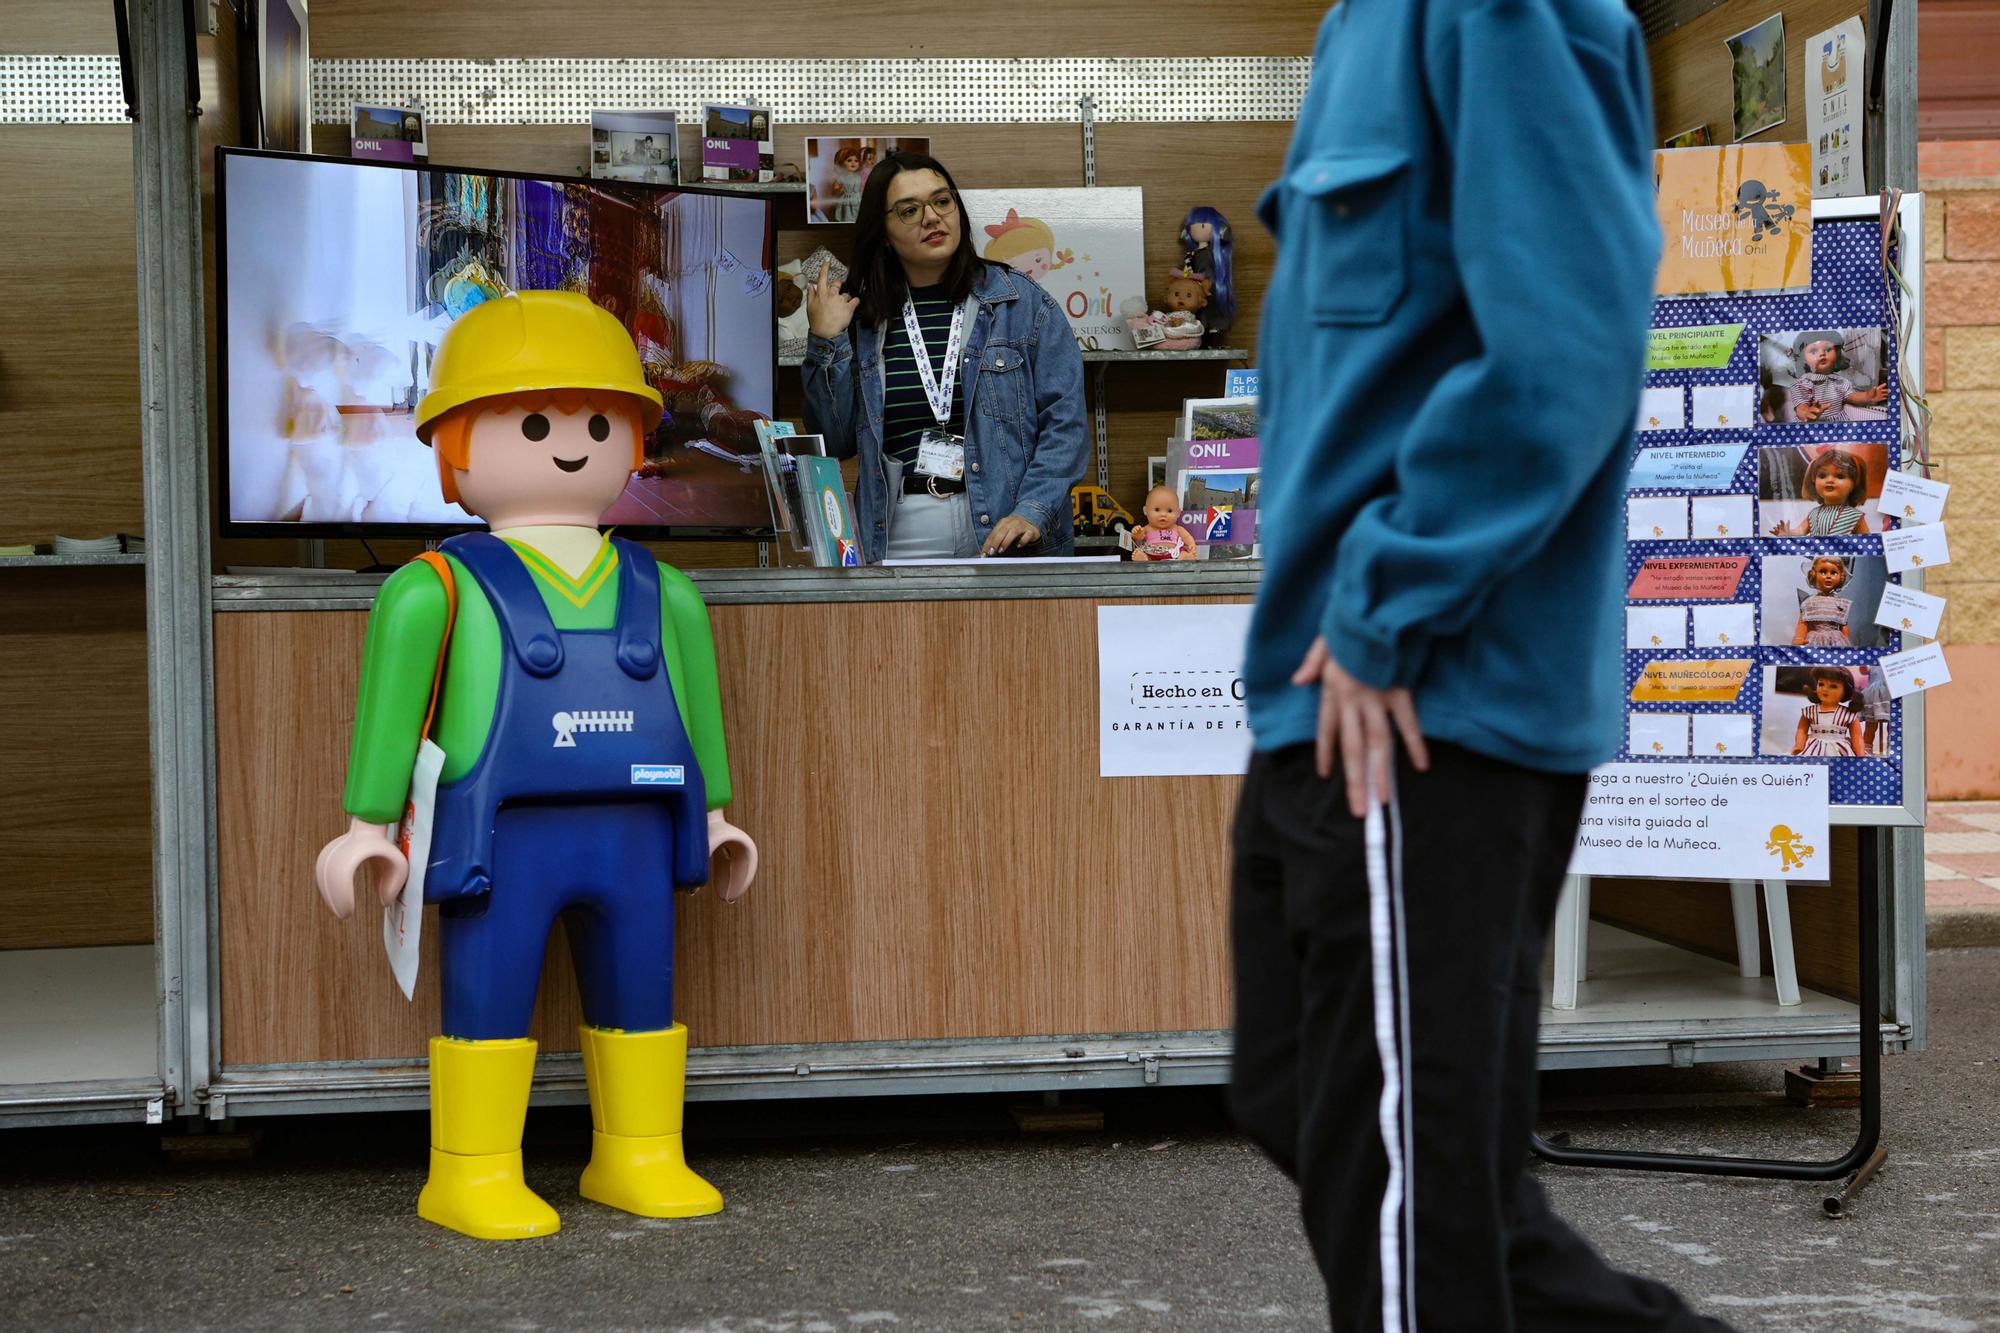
[0,946,158,1085]
[0,553,146,568]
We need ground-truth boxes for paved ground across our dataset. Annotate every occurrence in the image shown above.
[3,950,1996,1331]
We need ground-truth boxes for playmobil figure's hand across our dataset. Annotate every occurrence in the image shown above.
[707,810,758,903]
[314,816,409,920]
[807,268,859,340]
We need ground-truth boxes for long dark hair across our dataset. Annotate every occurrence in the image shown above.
[845,151,996,328]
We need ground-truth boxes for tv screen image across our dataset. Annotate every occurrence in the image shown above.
[218,149,778,535]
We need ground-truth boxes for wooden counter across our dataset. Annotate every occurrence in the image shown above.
[214,568,1253,1066]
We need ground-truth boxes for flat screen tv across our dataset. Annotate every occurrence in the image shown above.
[216,148,779,537]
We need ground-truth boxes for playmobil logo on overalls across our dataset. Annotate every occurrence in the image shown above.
[629,765,686,786]
[550,709,635,748]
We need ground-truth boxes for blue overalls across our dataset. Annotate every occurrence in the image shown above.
[425,533,709,1041]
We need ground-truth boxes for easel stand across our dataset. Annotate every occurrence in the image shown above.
[1532,828,1885,1208]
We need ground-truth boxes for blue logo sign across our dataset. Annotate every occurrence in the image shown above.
[630,764,686,786]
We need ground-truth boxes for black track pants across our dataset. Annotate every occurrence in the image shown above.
[1228,742,1733,1332]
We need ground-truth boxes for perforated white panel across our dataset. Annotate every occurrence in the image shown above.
[311,58,1311,125]
[0,56,130,124]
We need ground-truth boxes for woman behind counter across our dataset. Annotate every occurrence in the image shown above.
[803,151,1088,562]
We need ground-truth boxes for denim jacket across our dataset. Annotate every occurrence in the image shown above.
[801,263,1088,563]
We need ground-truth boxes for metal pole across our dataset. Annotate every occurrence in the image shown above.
[1532,828,1883,1181]
[130,0,218,1121]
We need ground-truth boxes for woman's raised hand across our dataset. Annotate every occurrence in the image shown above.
[807,267,860,340]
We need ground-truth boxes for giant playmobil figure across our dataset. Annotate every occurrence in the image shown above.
[314,291,758,1241]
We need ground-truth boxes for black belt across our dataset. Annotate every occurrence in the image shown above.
[901,473,966,497]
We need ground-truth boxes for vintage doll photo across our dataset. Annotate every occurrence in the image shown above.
[804,136,930,225]
[591,111,680,185]
[1757,328,1890,423]
[1760,664,1891,758]
[1758,442,1888,537]
[1758,552,1891,649]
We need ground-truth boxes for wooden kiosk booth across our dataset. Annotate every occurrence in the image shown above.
[2,0,1930,1132]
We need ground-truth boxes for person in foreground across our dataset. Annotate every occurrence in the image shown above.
[802,151,1087,562]
[1230,2,1734,1328]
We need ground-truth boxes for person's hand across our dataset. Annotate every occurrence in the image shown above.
[807,267,859,340]
[706,810,758,902]
[314,816,409,919]
[1292,636,1430,818]
[983,515,1041,556]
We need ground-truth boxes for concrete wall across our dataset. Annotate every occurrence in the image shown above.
[1921,139,2000,798]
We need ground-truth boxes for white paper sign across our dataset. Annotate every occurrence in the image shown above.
[1806,18,1866,198]
[1629,713,1690,757]
[1627,605,1688,650]
[1882,522,1952,572]
[1691,494,1755,541]
[1879,470,1949,526]
[1628,496,1689,542]
[1879,641,1951,698]
[1637,387,1685,432]
[1875,583,1946,640]
[1693,602,1756,647]
[1693,714,1755,757]
[1570,763,1831,881]
[385,737,444,1000]
[1690,383,1754,430]
[1097,604,1252,777]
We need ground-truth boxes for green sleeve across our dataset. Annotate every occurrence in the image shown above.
[342,561,451,824]
[658,562,732,810]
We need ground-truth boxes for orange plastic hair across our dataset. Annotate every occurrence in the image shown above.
[429,390,649,506]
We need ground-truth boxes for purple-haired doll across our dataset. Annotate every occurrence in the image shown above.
[1180,206,1234,347]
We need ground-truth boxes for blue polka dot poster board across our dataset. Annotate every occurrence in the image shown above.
[1621,216,1904,809]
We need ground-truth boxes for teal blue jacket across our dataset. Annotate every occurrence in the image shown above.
[1247,0,1661,772]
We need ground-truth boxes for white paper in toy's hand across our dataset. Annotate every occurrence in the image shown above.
[1881,522,1951,572]
[1693,713,1754,756]
[1878,642,1951,698]
[1690,383,1754,430]
[1879,470,1948,526]
[1626,605,1688,650]
[1875,583,1946,640]
[1629,712,1690,757]
[1692,602,1755,647]
[1690,494,1754,540]
[1636,387,1684,432]
[1627,495,1688,542]
[385,737,444,1001]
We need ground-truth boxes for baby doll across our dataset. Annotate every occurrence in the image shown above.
[1768,448,1870,536]
[1130,485,1197,562]
[1156,270,1212,350]
[1792,666,1865,758]
[1787,331,1888,422]
[1792,555,1853,647]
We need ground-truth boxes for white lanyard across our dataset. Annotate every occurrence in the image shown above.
[903,294,966,427]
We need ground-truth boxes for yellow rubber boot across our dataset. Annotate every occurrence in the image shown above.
[416,1037,561,1240]
[577,1023,724,1218]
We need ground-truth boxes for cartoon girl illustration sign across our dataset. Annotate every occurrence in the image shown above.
[980,209,1072,281]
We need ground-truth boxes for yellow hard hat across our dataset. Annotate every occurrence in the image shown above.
[415,290,665,443]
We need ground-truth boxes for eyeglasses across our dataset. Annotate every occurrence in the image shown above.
[888,190,957,228]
